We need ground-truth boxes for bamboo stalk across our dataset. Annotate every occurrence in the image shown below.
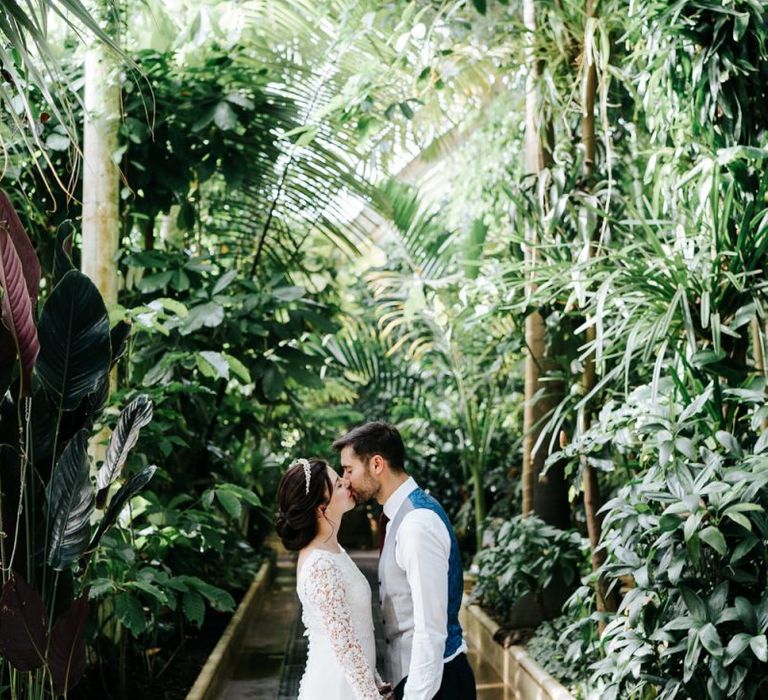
[521,0,553,517]
[580,0,616,619]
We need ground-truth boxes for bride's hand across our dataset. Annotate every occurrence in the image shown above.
[378,682,393,698]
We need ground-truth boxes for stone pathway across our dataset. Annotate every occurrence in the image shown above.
[219,551,510,699]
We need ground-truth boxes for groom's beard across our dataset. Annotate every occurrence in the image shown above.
[350,482,379,505]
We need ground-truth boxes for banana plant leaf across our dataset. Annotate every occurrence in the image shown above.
[95,395,153,507]
[0,191,40,301]
[110,320,132,367]
[47,430,95,571]
[0,572,48,672]
[48,594,88,695]
[88,465,157,554]
[37,270,110,411]
[52,222,75,286]
[0,225,40,396]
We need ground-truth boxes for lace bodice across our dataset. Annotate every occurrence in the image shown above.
[297,548,380,700]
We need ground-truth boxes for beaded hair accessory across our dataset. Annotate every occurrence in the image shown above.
[290,458,312,494]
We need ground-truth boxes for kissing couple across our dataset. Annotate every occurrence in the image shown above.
[275,421,477,700]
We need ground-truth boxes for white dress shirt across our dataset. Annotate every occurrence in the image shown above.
[382,477,468,699]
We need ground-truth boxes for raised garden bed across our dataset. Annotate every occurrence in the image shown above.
[460,600,574,700]
[185,558,274,700]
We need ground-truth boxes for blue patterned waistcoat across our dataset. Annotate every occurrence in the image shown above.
[378,488,465,686]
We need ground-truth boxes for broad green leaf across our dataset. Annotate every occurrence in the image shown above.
[114,593,145,637]
[215,489,241,519]
[263,365,284,400]
[182,577,235,612]
[212,269,238,296]
[137,270,173,293]
[724,633,752,666]
[128,581,168,606]
[87,579,116,599]
[213,101,238,130]
[724,511,752,531]
[736,597,758,632]
[716,431,742,457]
[699,623,723,657]
[272,286,305,303]
[700,526,727,556]
[681,586,708,624]
[731,536,758,564]
[180,302,224,335]
[182,590,205,628]
[749,634,767,662]
[224,354,251,383]
[197,351,230,380]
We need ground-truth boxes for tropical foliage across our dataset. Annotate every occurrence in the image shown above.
[1,0,768,697]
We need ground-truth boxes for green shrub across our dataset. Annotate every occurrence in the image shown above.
[471,515,588,622]
[568,381,768,699]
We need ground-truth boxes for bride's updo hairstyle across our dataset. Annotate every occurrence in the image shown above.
[276,458,334,551]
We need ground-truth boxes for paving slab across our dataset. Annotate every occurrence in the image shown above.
[219,550,509,699]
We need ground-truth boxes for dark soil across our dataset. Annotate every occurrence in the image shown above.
[71,593,244,700]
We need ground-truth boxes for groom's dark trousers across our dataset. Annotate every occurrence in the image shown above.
[393,653,477,700]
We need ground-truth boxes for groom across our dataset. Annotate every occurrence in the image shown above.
[334,421,476,700]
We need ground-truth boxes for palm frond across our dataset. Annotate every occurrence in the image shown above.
[0,1,124,188]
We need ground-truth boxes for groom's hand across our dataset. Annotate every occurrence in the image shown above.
[378,682,393,698]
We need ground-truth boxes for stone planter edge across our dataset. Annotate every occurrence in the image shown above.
[460,600,575,700]
[186,557,274,700]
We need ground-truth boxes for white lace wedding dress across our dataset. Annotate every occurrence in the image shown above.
[297,548,381,700]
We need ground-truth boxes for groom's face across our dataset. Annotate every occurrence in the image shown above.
[340,445,380,505]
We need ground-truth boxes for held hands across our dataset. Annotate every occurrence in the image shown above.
[378,682,394,699]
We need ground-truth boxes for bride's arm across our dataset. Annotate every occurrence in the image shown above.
[305,554,381,700]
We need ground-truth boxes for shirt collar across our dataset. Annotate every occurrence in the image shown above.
[383,476,418,520]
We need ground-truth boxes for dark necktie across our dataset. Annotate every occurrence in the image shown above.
[378,513,390,554]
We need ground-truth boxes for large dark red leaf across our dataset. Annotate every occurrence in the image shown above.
[0,225,40,395]
[0,572,48,671]
[49,594,89,695]
[0,191,40,301]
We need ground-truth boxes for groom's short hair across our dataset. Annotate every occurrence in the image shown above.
[332,421,406,472]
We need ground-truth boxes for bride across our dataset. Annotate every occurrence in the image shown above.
[276,458,391,700]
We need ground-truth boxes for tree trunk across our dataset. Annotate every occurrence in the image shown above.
[521,0,568,526]
[82,35,120,306]
[82,5,120,469]
[579,0,617,618]
[521,0,545,518]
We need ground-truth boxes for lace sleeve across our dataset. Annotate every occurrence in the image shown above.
[304,553,380,700]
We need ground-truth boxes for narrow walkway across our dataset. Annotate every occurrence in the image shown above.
[220,551,509,699]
